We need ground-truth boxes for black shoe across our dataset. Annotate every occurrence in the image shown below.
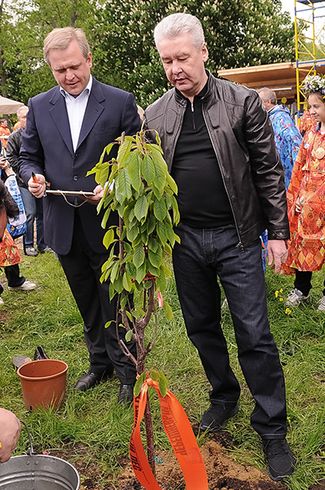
[262,438,296,481]
[118,384,134,405]
[75,367,114,392]
[199,403,239,432]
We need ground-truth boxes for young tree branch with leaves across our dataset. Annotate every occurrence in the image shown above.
[88,129,180,475]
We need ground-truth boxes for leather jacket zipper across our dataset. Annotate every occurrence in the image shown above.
[190,101,196,130]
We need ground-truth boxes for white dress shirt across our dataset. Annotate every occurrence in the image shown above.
[60,76,93,152]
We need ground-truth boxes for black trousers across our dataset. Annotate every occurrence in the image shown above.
[4,264,25,287]
[58,212,136,385]
[294,270,325,297]
[173,224,287,439]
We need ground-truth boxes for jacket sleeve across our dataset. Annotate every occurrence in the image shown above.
[243,92,289,240]
[6,132,20,173]
[19,99,45,185]
[121,93,141,136]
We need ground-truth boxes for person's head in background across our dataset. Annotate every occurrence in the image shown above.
[16,106,29,130]
[257,88,277,112]
[0,118,9,128]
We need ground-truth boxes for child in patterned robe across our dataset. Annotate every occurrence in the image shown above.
[284,76,325,310]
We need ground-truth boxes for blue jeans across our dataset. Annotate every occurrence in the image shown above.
[173,223,287,439]
[20,187,46,250]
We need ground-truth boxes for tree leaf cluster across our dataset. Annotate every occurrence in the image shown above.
[0,0,296,108]
[89,129,180,321]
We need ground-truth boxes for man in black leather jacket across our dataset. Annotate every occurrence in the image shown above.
[145,13,295,482]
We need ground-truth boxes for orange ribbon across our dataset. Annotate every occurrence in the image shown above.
[129,378,209,489]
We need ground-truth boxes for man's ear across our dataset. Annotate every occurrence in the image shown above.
[202,42,209,62]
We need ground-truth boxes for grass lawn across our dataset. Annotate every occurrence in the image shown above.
[0,252,324,489]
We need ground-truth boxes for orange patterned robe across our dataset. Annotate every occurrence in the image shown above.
[283,127,325,273]
[0,229,21,267]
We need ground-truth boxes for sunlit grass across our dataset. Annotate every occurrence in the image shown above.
[0,253,324,489]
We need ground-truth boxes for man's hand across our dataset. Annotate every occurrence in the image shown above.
[0,408,21,463]
[86,184,104,205]
[268,239,288,273]
[28,173,46,198]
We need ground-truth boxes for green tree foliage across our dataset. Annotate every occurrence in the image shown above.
[1,0,295,106]
[93,0,295,106]
[0,0,96,102]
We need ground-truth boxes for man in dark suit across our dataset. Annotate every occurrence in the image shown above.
[20,27,140,403]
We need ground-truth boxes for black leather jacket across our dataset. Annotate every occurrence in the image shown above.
[144,73,289,248]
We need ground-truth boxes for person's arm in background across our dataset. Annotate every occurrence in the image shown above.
[6,131,21,174]
[0,408,21,462]
[19,100,46,198]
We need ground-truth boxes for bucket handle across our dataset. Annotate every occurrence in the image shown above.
[22,421,36,456]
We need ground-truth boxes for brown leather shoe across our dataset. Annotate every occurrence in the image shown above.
[75,367,114,392]
[118,384,134,405]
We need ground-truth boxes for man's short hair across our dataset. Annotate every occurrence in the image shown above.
[16,106,28,118]
[154,13,205,49]
[43,27,90,64]
[257,87,277,105]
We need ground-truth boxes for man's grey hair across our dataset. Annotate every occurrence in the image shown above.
[16,106,28,118]
[257,87,277,105]
[43,27,90,64]
[154,13,205,49]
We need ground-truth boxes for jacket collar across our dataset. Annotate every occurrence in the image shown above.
[48,78,105,154]
[174,70,213,105]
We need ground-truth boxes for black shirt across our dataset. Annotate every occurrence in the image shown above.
[172,88,234,228]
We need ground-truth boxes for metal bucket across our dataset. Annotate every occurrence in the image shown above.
[0,454,80,489]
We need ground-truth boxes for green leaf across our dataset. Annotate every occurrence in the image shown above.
[105,320,113,328]
[141,154,156,184]
[157,222,168,245]
[158,371,168,397]
[126,223,140,242]
[103,229,116,249]
[110,261,120,282]
[125,330,133,343]
[156,269,166,291]
[148,247,162,268]
[150,369,160,382]
[151,150,167,192]
[171,195,180,224]
[163,301,174,321]
[135,261,147,283]
[101,207,111,229]
[127,151,142,192]
[115,168,132,204]
[153,199,167,222]
[148,237,158,252]
[122,272,132,291]
[133,245,145,268]
[134,195,149,222]
[117,136,133,164]
[134,372,146,397]
[166,172,178,195]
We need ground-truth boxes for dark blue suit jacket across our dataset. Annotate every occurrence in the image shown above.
[20,78,140,254]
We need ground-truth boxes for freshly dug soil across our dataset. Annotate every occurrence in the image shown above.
[47,433,324,490]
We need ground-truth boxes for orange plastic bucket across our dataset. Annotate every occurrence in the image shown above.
[17,359,68,410]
